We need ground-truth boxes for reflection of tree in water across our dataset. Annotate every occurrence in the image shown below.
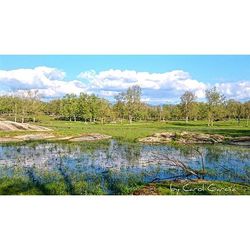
[107,140,142,167]
[205,144,249,163]
[0,141,249,185]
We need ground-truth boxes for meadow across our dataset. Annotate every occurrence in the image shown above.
[1,117,249,141]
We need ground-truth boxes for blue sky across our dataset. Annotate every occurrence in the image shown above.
[0,55,250,104]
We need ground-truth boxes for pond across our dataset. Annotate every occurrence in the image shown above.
[0,140,249,194]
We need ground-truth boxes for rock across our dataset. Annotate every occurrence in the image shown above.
[0,137,22,143]
[0,133,55,143]
[0,121,52,131]
[69,133,112,142]
[49,136,73,141]
[14,134,55,141]
[227,136,250,146]
[138,132,174,143]
[0,133,112,143]
[139,131,227,145]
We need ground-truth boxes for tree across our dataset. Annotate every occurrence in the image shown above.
[162,105,171,121]
[126,85,142,123]
[205,87,225,126]
[244,101,250,126]
[189,101,200,121]
[26,90,42,122]
[115,85,142,124]
[11,95,21,122]
[18,92,29,123]
[227,99,245,125]
[61,94,78,121]
[88,94,100,122]
[45,99,61,117]
[169,104,182,120]
[97,98,112,124]
[180,91,196,123]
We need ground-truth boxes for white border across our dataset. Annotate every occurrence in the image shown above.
[0,0,250,54]
[0,0,249,250]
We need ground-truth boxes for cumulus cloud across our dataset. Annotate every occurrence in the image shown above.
[215,81,250,101]
[0,67,89,98]
[78,69,250,103]
[0,67,249,103]
[78,69,207,102]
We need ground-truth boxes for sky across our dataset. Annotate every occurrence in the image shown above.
[0,55,250,104]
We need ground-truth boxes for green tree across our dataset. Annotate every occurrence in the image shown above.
[205,87,225,126]
[77,93,91,122]
[97,98,112,124]
[244,101,250,126]
[115,85,142,123]
[180,91,196,123]
[227,99,245,125]
[61,94,78,121]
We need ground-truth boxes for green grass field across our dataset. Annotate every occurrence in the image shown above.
[1,117,250,141]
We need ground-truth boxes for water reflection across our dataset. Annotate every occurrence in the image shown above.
[0,140,249,186]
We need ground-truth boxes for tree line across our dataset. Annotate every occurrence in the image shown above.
[0,86,249,126]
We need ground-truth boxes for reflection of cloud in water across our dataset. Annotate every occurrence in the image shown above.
[0,141,249,183]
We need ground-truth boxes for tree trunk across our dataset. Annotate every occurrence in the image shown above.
[185,116,189,123]
[237,117,240,125]
[129,115,132,124]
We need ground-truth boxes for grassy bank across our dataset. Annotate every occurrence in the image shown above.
[0,175,249,195]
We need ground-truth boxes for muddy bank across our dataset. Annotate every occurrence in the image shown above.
[138,131,250,146]
[0,133,112,143]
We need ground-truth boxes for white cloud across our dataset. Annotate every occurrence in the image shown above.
[0,67,89,98]
[78,69,207,101]
[215,81,250,100]
[78,69,250,102]
[0,67,249,103]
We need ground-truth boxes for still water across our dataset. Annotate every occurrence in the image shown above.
[0,140,249,187]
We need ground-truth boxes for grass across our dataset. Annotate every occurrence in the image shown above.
[41,119,250,141]
[1,116,249,141]
[133,180,250,195]
[1,175,249,195]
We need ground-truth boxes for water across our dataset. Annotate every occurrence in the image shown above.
[0,140,249,193]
